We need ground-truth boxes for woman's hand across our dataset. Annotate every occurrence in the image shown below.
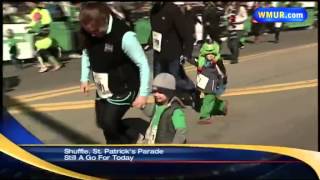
[132,96,148,109]
[80,82,90,95]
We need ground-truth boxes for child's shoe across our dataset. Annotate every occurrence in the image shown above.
[198,117,213,125]
[222,100,228,116]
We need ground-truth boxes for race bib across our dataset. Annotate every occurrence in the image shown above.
[196,74,210,90]
[92,72,113,99]
[148,126,158,144]
[275,22,282,28]
[152,31,162,52]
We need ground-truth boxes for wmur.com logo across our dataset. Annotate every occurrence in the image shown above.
[253,7,308,23]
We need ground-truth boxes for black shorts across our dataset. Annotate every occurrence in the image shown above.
[38,46,59,58]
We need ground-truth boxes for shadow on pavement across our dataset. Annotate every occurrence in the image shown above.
[3,76,20,92]
[245,39,255,44]
[3,95,100,144]
[267,40,278,44]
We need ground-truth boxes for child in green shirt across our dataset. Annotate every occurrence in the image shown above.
[138,73,187,144]
[196,41,228,124]
[6,29,22,69]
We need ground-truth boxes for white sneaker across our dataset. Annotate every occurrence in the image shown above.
[44,62,52,67]
[68,53,81,59]
[38,66,48,73]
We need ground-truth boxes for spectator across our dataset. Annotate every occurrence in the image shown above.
[3,3,18,23]
[251,2,263,44]
[226,2,248,64]
[272,2,285,43]
[273,22,282,43]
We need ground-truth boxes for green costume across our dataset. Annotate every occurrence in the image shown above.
[28,7,53,50]
[197,42,227,121]
[28,6,61,71]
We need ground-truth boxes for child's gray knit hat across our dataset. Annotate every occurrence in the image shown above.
[152,73,176,90]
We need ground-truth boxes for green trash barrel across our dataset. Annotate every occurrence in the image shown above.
[134,17,151,45]
[50,21,75,52]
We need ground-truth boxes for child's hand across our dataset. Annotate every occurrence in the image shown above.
[211,60,217,65]
[197,67,202,74]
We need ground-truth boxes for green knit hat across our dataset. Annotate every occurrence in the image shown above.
[198,42,221,68]
[200,42,220,58]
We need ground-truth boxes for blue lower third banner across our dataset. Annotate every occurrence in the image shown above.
[1,145,319,179]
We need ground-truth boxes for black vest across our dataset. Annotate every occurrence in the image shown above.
[87,17,140,94]
[155,102,185,143]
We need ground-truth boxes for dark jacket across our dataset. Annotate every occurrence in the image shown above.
[84,17,140,94]
[150,2,193,62]
[155,97,186,144]
[203,4,225,41]
[197,60,227,94]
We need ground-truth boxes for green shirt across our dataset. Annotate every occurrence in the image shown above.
[151,104,187,130]
[7,38,17,48]
[7,38,17,55]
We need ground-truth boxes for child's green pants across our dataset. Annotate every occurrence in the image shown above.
[199,94,226,119]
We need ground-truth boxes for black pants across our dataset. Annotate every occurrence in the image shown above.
[37,46,60,60]
[203,27,222,45]
[10,54,23,70]
[95,91,136,144]
[153,59,198,107]
[252,23,263,37]
[228,31,242,63]
[274,28,281,42]
[153,59,195,92]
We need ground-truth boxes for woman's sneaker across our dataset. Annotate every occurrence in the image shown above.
[38,66,48,73]
[51,64,62,72]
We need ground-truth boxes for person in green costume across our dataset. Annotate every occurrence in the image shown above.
[25,2,62,73]
[196,41,228,125]
[139,73,187,144]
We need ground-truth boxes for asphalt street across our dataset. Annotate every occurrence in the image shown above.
[2,28,318,151]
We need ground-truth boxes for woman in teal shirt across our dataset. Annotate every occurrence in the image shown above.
[79,2,151,144]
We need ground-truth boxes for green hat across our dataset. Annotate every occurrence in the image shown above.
[197,42,221,68]
[200,42,220,57]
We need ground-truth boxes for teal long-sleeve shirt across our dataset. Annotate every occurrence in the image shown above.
[80,31,151,97]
